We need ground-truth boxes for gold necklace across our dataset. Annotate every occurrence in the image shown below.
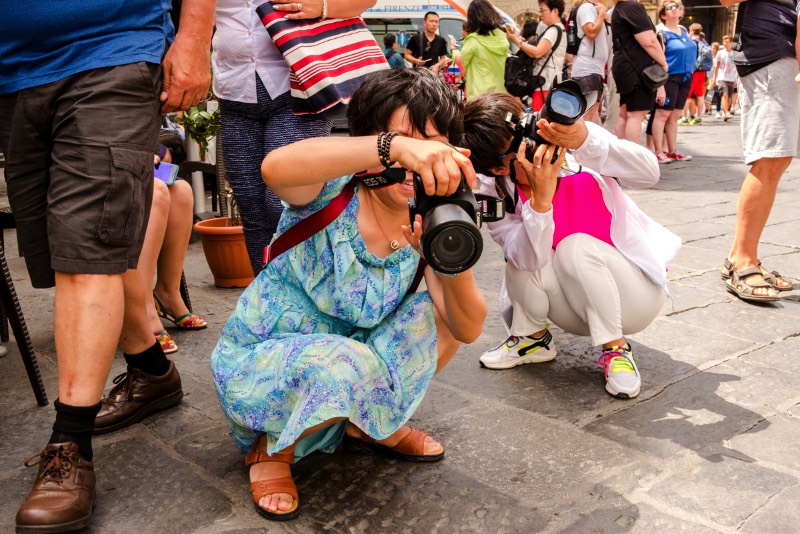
[364,191,402,251]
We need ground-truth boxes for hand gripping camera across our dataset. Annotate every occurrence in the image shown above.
[506,79,598,160]
[408,173,505,275]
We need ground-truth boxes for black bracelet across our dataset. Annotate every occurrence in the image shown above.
[377,131,398,168]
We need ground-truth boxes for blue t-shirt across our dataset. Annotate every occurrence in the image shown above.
[662,26,697,76]
[0,0,175,95]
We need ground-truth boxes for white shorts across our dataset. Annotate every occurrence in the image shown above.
[740,57,800,165]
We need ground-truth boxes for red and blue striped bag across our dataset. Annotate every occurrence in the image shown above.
[256,3,389,118]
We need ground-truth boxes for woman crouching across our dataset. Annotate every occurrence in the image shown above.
[211,69,487,521]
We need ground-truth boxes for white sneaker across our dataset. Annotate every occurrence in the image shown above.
[479,331,556,370]
[598,345,640,399]
[715,111,721,118]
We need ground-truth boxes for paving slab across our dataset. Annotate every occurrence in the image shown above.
[644,455,797,529]
[740,484,800,534]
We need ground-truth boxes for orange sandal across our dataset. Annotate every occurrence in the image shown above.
[246,436,300,521]
[343,426,445,462]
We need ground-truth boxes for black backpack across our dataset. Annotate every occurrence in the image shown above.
[565,3,608,57]
[565,8,581,55]
[505,25,563,98]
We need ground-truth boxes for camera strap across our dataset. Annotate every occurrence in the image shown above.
[494,170,519,214]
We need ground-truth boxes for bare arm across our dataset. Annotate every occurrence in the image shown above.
[261,136,477,206]
[634,29,667,70]
[423,269,487,344]
[582,3,607,40]
[404,46,426,67]
[273,0,376,19]
[160,0,216,113]
[508,27,553,59]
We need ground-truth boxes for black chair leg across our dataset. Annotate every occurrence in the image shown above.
[179,270,192,314]
[0,244,48,406]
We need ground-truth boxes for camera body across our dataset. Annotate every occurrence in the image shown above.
[408,173,504,275]
[506,79,598,159]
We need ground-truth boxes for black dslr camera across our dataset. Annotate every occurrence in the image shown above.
[408,173,505,275]
[506,79,598,160]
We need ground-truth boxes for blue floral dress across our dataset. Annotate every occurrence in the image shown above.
[211,176,438,457]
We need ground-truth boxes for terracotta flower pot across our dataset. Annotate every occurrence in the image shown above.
[193,218,254,288]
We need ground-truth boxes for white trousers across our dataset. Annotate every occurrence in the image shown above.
[506,234,665,346]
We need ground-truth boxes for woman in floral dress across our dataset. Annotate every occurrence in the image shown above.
[211,69,487,521]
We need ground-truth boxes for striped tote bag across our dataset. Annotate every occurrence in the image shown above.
[257,3,389,118]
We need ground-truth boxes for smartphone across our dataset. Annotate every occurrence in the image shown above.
[154,161,179,186]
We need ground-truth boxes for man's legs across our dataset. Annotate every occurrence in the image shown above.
[727,156,792,297]
[54,273,124,404]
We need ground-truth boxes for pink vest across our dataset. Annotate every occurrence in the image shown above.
[551,171,614,249]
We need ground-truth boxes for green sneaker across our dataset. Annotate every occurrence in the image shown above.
[677,117,689,125]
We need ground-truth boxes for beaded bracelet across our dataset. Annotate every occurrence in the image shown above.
[377,131,398,168]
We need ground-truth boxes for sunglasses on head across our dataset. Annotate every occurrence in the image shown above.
[665,3,680,11]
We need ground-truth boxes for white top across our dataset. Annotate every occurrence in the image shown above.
[212,0,290,103]
[476,123,681,328]
[572,1,610,78]
[534,23,567,90]
[714,49,738,83]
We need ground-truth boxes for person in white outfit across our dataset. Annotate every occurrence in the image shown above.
[462,93,681,398]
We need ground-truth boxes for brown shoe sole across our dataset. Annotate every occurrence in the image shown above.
[16,499,95,533]
[93,389,184,435]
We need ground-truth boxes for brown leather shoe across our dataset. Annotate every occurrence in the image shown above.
[94,361,183,435]
[15,442,95,533]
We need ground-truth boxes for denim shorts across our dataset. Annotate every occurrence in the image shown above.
[0,62,162,288]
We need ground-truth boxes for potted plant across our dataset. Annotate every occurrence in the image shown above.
[193,193,255,288]
[177,103,220,160]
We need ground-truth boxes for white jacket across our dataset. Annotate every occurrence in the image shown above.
[477,123,681,327]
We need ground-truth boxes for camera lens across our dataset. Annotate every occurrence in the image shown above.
[549,90,582,119]
[421,205,483,274]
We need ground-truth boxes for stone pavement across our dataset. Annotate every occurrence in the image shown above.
[2,113,800,533]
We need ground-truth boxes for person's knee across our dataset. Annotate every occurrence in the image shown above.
[152,179,171,215]
[750,157,793,181]
[169,179,194,212]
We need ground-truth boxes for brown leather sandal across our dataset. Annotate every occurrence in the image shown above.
[722,258,793,291]
[343,427,445,462]
[245,436,300,521]
[725,267,781,303]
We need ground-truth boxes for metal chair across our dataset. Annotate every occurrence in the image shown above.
[0,207,48,406]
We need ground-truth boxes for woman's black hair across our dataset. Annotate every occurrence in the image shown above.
[539,0,566,18]
[462,93,524,175]
[464,0,505,36]
[347,69,463,143]
[383,33,396,48]
[521,20,538,41]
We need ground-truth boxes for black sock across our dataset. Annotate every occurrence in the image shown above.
[124,340,170,376]
[50,399,102,460]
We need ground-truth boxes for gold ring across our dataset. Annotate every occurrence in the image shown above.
[533,164,542,169]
